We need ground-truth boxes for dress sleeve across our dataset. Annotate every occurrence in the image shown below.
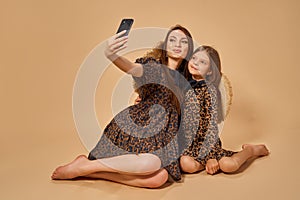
[178,89,201,155]
[132,57,162,88]
[195,85,223,166]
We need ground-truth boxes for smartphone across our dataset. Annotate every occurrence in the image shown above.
[116,18,134,38]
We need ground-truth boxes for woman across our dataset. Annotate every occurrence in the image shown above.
[52,25,194,188]
[179,46,270,175]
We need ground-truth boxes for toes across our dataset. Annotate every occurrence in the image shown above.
[51,170,59,178]
[263,146,270,156]
[51,167,63,179]
[257,145,270,156]
[51,174,56,179]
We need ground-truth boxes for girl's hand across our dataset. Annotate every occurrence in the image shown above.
[105,30,128,60]
[205,159,219,175]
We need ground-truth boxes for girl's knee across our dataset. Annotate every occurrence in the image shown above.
[180,156,198,173]
[219,157,239,173]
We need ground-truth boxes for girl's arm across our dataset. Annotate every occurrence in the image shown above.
[105,30,143,77]
[196,86,222,165]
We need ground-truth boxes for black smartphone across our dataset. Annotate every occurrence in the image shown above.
[116,18,134,38]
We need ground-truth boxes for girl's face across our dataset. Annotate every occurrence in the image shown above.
[166,30,189,59]
[188,50,211,79]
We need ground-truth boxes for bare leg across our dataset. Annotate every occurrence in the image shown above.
[85,169,169,188]
[52,153,161,180]
[219,144,270,173]
[180,155,205,173]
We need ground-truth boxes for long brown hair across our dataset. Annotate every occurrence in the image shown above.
[186,45,224,122]
[145,24,194,72]
[144,25,194,114]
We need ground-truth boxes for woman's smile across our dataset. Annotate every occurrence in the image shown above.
[173,48,182,54]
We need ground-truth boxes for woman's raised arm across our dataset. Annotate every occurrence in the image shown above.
[104,30,142,77]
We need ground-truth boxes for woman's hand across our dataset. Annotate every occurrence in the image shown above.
[205,159,219,175]
[104,30,142,76]
[134,96,142,105]
[105,30,128,61]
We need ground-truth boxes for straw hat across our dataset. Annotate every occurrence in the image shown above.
[219,74,233,119]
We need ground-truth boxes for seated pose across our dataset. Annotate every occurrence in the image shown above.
[179,46,270,175]
[51,25,195,188]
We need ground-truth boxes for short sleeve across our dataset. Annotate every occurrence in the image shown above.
[133,57,162,87]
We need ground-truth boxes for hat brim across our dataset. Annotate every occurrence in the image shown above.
[219,74,233,119]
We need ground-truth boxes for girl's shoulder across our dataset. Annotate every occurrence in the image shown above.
[188,80,218,96]
[189,79,207,89]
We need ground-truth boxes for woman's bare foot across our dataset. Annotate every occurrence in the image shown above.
[51,155,91,180]
[242,144,270,157]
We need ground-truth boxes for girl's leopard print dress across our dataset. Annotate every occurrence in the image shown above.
[182,79,236,167]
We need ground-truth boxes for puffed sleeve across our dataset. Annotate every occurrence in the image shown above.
[132,57,162,88]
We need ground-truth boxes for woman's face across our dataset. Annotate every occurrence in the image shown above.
[188,50,211,78]
[166,30,189,59]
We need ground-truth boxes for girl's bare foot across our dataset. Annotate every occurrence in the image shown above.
[242,144,270,157]
[51,155,91,180]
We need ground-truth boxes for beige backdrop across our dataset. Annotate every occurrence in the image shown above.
[1,0,299,200]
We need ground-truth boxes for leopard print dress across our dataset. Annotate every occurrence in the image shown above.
[88,57,189,181]
[182,79,236,166]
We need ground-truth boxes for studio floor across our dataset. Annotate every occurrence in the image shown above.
[1,0,299,200]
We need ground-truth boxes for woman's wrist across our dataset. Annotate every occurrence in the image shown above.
[106,53,119,62]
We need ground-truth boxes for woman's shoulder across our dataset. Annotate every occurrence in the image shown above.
[133,56,162,81]
[135,56,161,65]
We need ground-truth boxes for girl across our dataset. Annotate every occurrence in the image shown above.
[180,46,270,175]
[52,25,194,188]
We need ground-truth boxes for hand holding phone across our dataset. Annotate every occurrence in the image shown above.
[116,18,134,38]
[105,18,134,60]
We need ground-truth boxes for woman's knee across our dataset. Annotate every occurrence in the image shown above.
[141,169,169,188]
[138,153,161,173]
[180,156,198,173]
[219,157,239,173]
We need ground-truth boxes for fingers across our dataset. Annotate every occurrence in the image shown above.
[105,35,128,58]
[111,41,128,54]
[206,159,220,175]
[108,31,128,49]
[109,34,128,46]
[134,100,141,105]
[108,37,128,52]
[206,166,218,175]
[113,30,127,39]
[206,166,216,175]
[134,96,142,105]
